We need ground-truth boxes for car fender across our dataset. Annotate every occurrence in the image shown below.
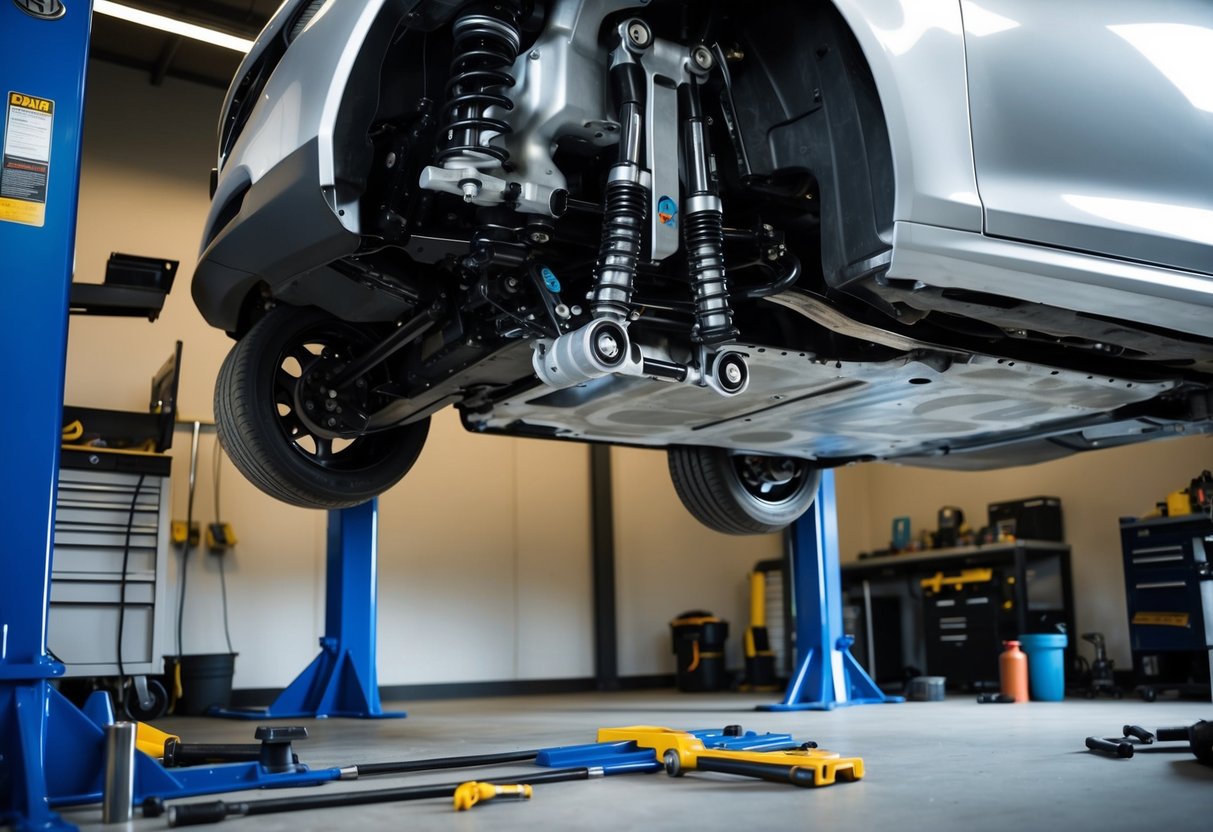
[829,0,982,231]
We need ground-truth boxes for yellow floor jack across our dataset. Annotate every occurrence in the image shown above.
[598,726,865,787]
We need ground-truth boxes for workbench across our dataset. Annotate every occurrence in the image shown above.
[842,540,1075,690]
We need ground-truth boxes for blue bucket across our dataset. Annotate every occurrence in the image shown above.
[1019,633,1067,701]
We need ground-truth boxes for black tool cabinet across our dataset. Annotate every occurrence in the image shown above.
[1120,514,1213,700]
[842,541,1074,690]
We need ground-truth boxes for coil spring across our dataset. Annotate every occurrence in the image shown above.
[684,204,737,345]
[591,177,648,320]
[436,7,522,169]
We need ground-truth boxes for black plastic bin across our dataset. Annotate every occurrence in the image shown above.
[670,611,729,691]
[170,653,237,715]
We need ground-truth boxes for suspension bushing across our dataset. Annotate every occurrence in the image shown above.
[533,318,633,388]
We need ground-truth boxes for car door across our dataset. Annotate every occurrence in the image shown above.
[961,0,1213,275]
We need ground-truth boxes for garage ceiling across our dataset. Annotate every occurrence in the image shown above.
[90,0,279,89]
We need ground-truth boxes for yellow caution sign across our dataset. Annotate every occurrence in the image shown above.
[1,91,54,227]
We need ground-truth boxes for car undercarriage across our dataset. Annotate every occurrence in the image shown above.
[194,0,1213,530]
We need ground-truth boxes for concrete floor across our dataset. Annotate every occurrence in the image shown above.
[58,690,1211,831]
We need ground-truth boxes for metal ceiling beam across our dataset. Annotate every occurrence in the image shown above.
[150,35,183,86]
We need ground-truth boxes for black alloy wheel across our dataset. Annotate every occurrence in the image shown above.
[215,305,430,509]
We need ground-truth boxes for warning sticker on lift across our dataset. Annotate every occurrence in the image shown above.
[0,92,54,227]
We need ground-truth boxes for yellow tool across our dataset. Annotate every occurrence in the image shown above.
[742,570,779,691]
[452,781,533,811]
[596,726,863,787]
[135,722,178,759]
[920,568,994,594]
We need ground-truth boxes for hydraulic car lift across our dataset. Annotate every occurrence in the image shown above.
[0,4,399,825]
[1,2,99,829]
[0,2,890,825]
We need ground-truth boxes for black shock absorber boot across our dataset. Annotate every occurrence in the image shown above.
[681,77,737,346]
[591,61,649,322]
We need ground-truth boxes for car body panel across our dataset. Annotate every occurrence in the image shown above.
[963,0,1213,275]
[887,221,1213,339]
[830,0,983,231]
[196,0,409,330]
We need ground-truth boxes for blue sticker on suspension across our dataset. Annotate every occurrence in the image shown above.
[657,195,678,227]
[541,266,562,293]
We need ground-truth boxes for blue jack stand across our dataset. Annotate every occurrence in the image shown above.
[758,470,903,711]
[1,4,101,829]
[212,499,404,719]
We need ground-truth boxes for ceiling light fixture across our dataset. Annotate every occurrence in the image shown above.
[93,1,255,53]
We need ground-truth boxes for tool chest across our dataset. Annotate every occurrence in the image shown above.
[48,448,171,677]
[921,569,1016,687]
[1120,514,1213,697]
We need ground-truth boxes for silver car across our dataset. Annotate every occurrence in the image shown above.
[194,0,1213,532]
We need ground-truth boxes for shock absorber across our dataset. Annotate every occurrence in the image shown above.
[681,68,737,345]
[436,2,523,200]
[590,47,649,321]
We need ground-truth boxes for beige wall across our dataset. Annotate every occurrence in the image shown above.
[64,59,1210,692]
[67,61,593,690]
[611,447,782,674]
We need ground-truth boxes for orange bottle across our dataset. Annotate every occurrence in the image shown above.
[1000,640,1029,702]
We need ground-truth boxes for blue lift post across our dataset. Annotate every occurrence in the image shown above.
[213,499,404,719]
[759,470,903,711]
[0,2,101,829]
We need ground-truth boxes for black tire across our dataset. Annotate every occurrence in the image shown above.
[667,446,821,535]
[215,305,430,509]
[124,679,168,721]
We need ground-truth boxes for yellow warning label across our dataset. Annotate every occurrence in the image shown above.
[8,93,53,115]
[1132,612,1190,628]
[1,90,54,227]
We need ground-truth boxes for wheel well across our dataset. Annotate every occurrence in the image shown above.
[728,0,895,290]
[232,281,273,338]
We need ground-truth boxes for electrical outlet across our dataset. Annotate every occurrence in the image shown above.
[172,520,200,547]
[206,522,237,553]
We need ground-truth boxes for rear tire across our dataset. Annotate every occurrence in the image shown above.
[667,446,820,535]
[215,305,429,509]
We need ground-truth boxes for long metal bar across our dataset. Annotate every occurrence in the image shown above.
[332,305,442,390]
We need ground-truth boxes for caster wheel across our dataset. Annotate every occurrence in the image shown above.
[1138,687,1156,703]
[125,679,169,720]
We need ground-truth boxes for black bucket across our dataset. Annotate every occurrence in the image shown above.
[670,611,729,692]
[171,653,236,715]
